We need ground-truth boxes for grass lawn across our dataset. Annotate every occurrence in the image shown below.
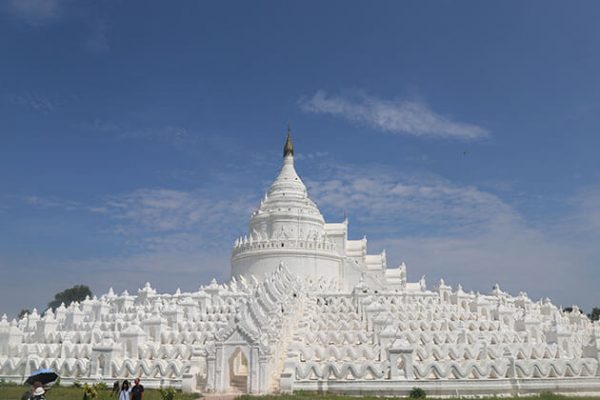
[0,383,201,400]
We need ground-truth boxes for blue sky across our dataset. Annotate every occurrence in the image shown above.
[1,1,599,317]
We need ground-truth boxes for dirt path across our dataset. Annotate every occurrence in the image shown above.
[202,394,241,400]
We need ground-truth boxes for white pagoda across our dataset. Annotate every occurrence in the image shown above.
[1,130,599,396]
[231,132,398,290]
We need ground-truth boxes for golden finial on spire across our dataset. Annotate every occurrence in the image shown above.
[283,124,294,157]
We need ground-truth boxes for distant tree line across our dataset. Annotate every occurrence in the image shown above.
[563,306,600,321]
[17,284,93,318]
[47,285,92,310]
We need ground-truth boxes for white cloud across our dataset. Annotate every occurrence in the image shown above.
[105,188,254,239]
[76,119,120,133]
[5,0,64,25]
[58,249,232,285]
[560,187,600,238]
[9,187,258,251]
[4,1,110,54]
[117,126,194,148]
[299,91,489,140]
[0,194,83,213]
[10,92,55,112]
[85,20,109,54]
[79,120,196,149]
[308,166,515,234]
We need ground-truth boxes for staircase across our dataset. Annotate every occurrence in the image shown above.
[269,294,305,392]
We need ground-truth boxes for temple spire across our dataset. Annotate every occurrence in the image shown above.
[283,124,294,157]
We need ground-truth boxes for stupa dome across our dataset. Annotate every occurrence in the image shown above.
[231,128,340,283]
[249,130,325,241]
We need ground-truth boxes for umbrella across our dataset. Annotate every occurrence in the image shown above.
[25,368,59,385]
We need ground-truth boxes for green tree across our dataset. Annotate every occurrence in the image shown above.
[17,309,31,319]
[588,307,600,321]
[47,285,92,311]
[563,306,584,314]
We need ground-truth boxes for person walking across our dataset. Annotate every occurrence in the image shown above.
[22,382,46,400]
[130,378,144,400]
[31,387,46,400]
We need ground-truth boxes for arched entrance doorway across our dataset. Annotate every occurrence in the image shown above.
[228,347,248,392]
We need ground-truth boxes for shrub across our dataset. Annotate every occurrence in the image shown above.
[94,382,108,391]
[159,386,178,400]
[73,381,82,388]
[409,387,426,399]
[83,383,98,399]
[0,379,21,388]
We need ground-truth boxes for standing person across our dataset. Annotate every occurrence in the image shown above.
[112,381,120,397]
[130,378,144,400]
[119,380,131,400]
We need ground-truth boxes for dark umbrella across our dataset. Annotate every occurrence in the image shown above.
[25,369,59,385]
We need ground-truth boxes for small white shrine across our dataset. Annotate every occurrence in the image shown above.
[1,131,600,396]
